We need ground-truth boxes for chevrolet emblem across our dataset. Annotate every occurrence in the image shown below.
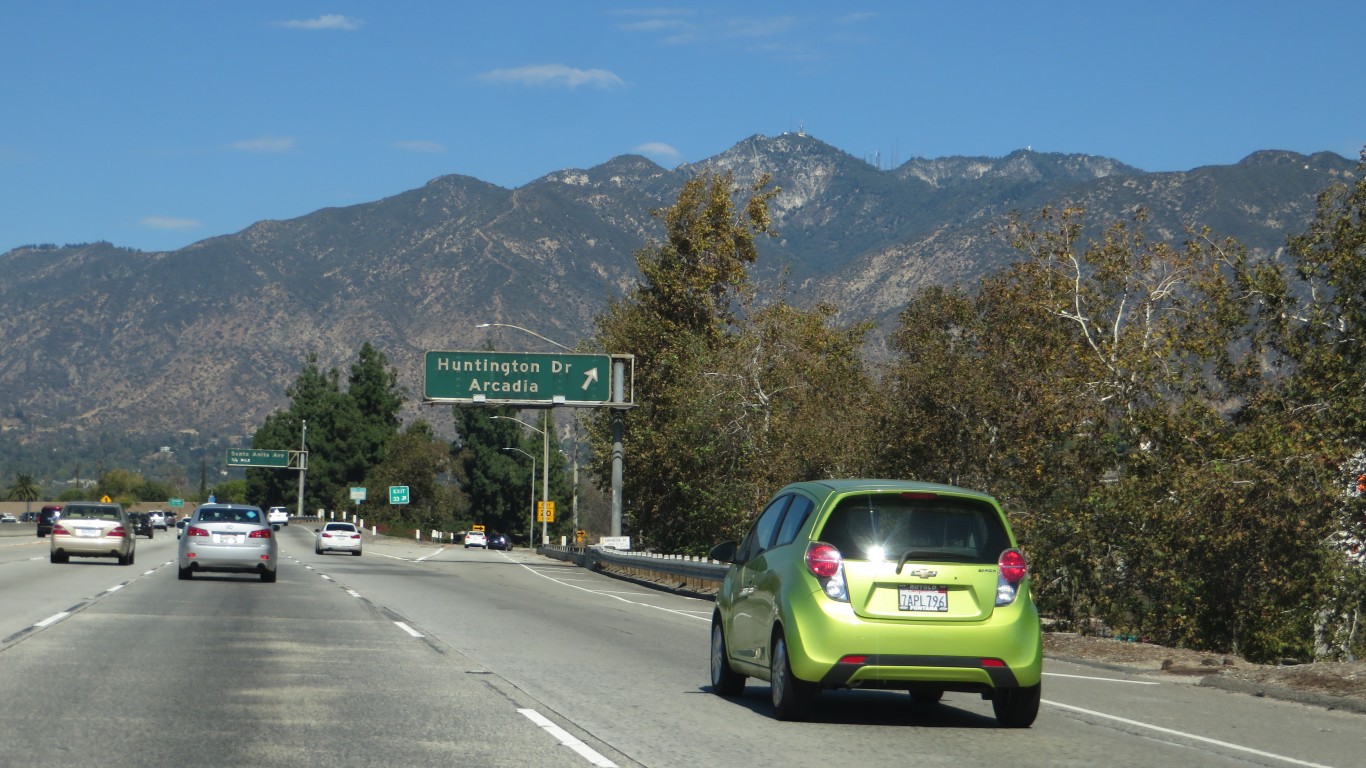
[908,568,938,579]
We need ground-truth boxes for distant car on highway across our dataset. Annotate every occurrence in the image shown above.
[178,503,278,582]
[464,530,487,549]
[0,513,17,524]
[148,510,168,530]
[314,522,362,556]
[487,532,511,551]
[36,505,62,537]
[50,502,135,566]
[267,506,289,527]
[127,512,155,538]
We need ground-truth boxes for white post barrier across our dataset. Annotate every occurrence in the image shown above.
[415,530,421,541]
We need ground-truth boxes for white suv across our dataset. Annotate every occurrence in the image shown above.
[267,507,289,527]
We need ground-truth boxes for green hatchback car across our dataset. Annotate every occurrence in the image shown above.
[709,479,1042,726]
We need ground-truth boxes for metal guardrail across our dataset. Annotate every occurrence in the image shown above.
[539,544,729,595]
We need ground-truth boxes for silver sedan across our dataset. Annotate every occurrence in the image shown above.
[177,503,278,582]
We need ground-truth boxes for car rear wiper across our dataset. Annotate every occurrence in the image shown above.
[895,550,976,573]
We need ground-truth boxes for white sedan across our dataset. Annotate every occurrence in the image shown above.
[464,530,487,548]
[315,522,362,556]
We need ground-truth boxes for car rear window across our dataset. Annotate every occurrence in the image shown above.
[61,504,121,520]
[817,493,1011,564]
[325,523,356,532]
[197,507,262,523]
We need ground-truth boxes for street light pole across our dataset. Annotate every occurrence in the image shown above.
[491,415,550,546]
[474,323,573,351]
[502,447,535,549]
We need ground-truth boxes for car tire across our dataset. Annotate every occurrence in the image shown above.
[710,618,746,696]
[261,569,277,583]
[50,551,68,564]
[770,631,816,720]
[352,550,361,556]
[178,565,192,580]
[992,684,1040,727]
[315,546,323,555]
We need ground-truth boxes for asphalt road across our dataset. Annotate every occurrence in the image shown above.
[1,525,1361,767]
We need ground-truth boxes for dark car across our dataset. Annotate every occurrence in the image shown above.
[487,532,512,551]
[36,505,62,537]
[128,512,155,539]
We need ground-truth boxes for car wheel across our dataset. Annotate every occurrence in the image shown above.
[770,631,816,720]
[315,546,323,555]
[911,689,944,706]
[261,569,277,583]
[352,550,361,556]
[710,618,746,696]
[50,551,68,564]
[178,565,192,580]
[992,684,1040,727]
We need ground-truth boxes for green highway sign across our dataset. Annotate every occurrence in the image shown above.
[389,486,410,505]
[423,350,613,405]
[226,448,290,468]
[168,498,184,508]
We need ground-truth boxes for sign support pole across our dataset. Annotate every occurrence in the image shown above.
[295,420,307,520]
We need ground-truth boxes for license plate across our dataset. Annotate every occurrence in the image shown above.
[77,528,102,538]
[212,534,244,544]
[899,586,948,612]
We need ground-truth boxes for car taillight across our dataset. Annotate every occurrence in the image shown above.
[52,524,70,536]
[805,542,841,578]
[108,526,126,538]
[249,529,272,539]
[805,542,849,602]
[186,526,210,537]
[998,548,1027,585]
[996,548,1028,606]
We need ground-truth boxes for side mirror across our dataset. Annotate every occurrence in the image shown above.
[708,541,740,564]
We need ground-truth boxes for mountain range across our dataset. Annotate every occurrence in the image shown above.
[0,132,1357,478]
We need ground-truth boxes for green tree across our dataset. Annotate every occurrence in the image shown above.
[362,421,460,533]
[588,171,779,552]
[7,473,42,515]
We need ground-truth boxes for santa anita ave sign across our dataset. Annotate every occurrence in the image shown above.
[423,351,616,406]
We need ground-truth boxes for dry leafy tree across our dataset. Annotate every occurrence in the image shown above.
[588,171,876,552]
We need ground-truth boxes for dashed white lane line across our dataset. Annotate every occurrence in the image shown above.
[518,708,617,767]
[394,621,424,638]
[34,612,70,628]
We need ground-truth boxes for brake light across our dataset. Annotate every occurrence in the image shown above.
[998,549,1027,585]
[186,526,210,537]
[52,524,70,536]
[249,529,272,539]
[995,548,1028,607]
[108,526,126,538]
[805,542,849,602]
[901,491,938,500]
[805,542,842,578]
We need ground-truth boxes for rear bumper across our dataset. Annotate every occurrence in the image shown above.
[180,543,276,572]
[787,584,1043,691]
[51,536,132,558]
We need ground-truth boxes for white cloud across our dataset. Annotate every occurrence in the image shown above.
[477,64,624,89]
[229,136,296,153]
[393,140,447,154]
[276,14,362,31]
[633,142,680,160]
[141,216,200,230]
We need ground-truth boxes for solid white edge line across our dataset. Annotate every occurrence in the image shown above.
[1043,671,1159,685]
[1046,700,1339,768]
[393,621,424,638]
[520,564,708,622]
[518,708,617,768]
[35,612,71,628]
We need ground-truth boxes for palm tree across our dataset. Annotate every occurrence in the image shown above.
[7,473,42,516]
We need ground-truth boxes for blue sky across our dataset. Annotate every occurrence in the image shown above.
[3,1,1363,253]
